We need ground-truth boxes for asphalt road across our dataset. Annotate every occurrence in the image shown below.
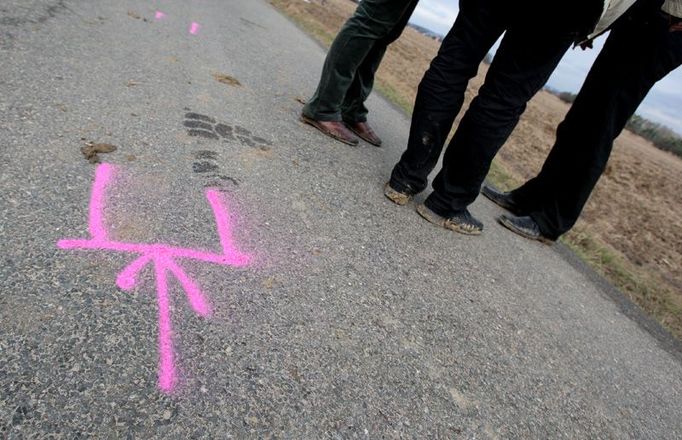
[1,0,681,438]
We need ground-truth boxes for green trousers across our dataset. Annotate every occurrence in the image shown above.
[303,0,419,123]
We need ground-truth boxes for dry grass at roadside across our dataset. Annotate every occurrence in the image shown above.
[270,0,682,340]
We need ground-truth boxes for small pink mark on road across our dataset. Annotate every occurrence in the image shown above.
[189,22,200,35]
[57,163,251,392]
[155,11,166,20]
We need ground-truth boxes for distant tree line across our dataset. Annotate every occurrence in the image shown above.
[407,23,444,42]
[625,115,682,157]
[545,88,682,158]
[557,91,577,103]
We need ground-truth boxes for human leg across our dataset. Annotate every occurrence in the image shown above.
[303,0,417,122]
[515,11,682,239]
[423,24,574,218]
[388,0,508,196]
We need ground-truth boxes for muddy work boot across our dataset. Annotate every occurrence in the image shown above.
[416,203,483,235]
[384,182,414,206]
[300,114,359,146]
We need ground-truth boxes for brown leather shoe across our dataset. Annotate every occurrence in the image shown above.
[345,121,382,147]
[300,114,359,146]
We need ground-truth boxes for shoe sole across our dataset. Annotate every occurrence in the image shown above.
[497,216,553,245]
[346,124,382,147]
[300,115,359,146]
[384,183,412,206]
[416,204,482,236]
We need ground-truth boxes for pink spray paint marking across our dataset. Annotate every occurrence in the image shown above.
[155,11,166,20]
[189,22,200,35]
[58,163,251,392]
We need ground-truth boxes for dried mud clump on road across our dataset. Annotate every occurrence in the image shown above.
[81,142,117,164]
[213,73,242,87]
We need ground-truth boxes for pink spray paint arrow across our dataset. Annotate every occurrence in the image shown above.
[58,163,251,392]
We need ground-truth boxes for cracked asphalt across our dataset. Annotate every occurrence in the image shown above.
[1,0,681,438]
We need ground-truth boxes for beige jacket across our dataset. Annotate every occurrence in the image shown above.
[662,0,682,18]
[589,0,637,38]
[588,0,681,40]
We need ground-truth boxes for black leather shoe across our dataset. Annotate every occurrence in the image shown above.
[481,184,526,215]
[497,214,554,244]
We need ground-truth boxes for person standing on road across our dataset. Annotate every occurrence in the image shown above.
[482,0,682,244]
[384,0,647,235]
[300,0,419,147]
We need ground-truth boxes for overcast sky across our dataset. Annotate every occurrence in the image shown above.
[409,0,682,135]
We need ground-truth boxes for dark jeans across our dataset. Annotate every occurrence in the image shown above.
[512,9,682,240]
[302,0,419,123]
[390,0,581,217]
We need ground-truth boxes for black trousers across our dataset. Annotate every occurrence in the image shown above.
[390,0,580,217]
[512,9,682,240]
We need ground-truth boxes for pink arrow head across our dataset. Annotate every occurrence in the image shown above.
[116,254,153,291]
[163,257,212,317]
[116,275,136,291]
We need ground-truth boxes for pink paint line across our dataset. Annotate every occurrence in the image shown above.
[207,190,240,257]
[155,257,176,392]
[164,257,211,317]
[57,163,251,393]
[116,254,153,290]
[189,22,200,35]
[58,239,250,267]
[88,163,113,240]
[155,11,166,20]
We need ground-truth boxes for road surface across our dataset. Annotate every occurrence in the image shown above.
[1,0,681,437]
